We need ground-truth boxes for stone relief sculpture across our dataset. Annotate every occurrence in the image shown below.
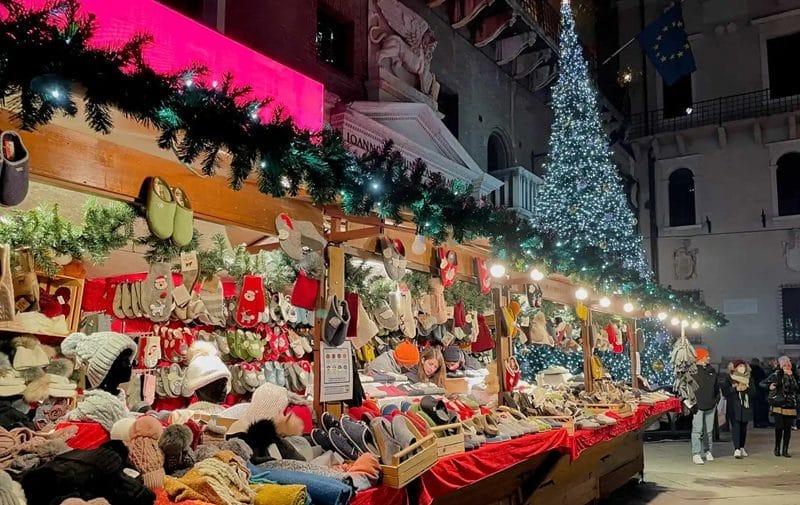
[674,239,698,280]
[369,0,441,101]
[783,229,800,272]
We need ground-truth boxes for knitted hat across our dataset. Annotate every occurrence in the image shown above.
[182,341,231,396]
[127,416,165,490]
[65,390,127,433]
[779,355,792,368]
[0,469,26,505]
[227,383,290,435]
[694,347,709,363]
[61,332,136,388]
[443,346,462,363]
[394,341,420,367]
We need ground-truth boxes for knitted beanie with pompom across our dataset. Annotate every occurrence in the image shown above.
[126,416,165,490]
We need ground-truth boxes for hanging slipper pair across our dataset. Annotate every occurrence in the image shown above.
[1,131,30,207]
[145,176,194,247]
[323,295,350,346]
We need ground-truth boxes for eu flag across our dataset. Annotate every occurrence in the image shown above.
[638,3,696,86]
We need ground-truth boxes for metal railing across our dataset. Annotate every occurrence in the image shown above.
[628,88,800,138]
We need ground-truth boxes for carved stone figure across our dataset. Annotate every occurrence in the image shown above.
[369,0,441,101]
[783,229,800,272]
[674,239,698,280]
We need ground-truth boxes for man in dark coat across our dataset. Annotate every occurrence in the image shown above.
[750,358,770,428]
[691,348,719,465]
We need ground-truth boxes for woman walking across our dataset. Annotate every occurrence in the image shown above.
[761,355,799,457]
[722,360,755,458]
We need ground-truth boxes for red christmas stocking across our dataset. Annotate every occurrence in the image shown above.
[236,275,266,328]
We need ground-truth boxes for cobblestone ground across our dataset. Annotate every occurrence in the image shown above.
[604,428,800,504]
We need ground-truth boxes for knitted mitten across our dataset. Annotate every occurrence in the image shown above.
[127,416,165,490]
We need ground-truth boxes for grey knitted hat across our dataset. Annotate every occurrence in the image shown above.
[65,390,128,433]
[61,332,136,388]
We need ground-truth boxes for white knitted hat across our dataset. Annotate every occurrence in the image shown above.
[182,341,231,396]
[65,390,128,433]
[61,332,136,388]
[227,383,289,435]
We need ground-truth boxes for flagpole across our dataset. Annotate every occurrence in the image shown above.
[599,0,688,68]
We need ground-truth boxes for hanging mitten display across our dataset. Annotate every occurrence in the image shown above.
[236,275,266,328]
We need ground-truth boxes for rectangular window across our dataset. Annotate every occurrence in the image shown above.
[437,89,459,138]
[782,286,800,345]
[768,32,800,99]
[662,74,693,119]
[316,9,353,74]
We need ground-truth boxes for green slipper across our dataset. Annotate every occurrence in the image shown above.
[146,176,176,240]
[172,186,193,247]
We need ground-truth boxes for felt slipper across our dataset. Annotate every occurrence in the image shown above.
[380,237,407,281]
[0,130,30,206]
[145,176,177,240]
[420,396,451,425]
[311,428,335,451]
[391,415,417,451]
[275,213,303,260]
[341,415,380,457]
[142,262,173,322]
[171,187,194,247]
[112,283,126,319]
[329,426,362,460]
[321,411,340,432]
[370,417,402,465]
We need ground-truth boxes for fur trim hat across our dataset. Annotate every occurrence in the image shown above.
[65,390,127,433]
[182,341,231,396]
[61,332,136,388]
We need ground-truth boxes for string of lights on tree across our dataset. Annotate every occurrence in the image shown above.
[0,0,726,327]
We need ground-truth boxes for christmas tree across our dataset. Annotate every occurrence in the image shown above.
[537,0,651,284]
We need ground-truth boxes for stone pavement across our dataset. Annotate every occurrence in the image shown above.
[604,428,800,504]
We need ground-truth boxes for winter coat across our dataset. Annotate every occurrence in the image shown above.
[760,370,799,412]
[693,364,720,412]
[722,377,755,423]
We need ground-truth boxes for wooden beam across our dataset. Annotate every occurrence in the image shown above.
[1,111,322,235]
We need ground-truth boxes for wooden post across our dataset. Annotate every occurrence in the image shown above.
[582,309,594,393]
[629,319,639,392]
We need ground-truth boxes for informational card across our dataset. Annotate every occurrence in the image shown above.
[319,341,353,402]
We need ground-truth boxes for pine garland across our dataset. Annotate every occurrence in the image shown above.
[0,0,727,327]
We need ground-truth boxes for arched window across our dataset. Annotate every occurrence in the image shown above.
[487,132,508,172]
[777,153,800,216]
[668,168,696,227]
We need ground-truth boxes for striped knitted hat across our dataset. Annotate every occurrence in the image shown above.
[61,332,136,388]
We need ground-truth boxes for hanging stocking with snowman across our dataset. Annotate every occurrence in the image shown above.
[236,275,266,328]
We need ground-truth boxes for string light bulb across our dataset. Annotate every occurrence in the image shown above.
[530,268,545,281]
[575,288,588,301]
[599,296,611,308]
[490,264,506,278]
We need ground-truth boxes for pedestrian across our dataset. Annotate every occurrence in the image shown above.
[761,355,799,457]
[750,358,770,428]
[723,360,755,458]
[691,347,719,465]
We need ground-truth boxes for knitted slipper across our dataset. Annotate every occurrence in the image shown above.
[0,130,30,206]
[143,262,173,323]
[236,275,266,328]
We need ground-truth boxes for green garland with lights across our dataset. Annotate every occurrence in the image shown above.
[0,0,727,327]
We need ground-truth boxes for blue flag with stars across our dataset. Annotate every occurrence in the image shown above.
[638,3,695,86]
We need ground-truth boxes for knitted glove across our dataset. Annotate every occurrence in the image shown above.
[126,416,165,490]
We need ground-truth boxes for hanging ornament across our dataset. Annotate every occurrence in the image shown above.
[411,234,427,255]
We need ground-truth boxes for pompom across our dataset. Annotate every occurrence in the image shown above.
[186,340,220,364]
[129,415,164,440]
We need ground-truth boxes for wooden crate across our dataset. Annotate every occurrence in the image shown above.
[375,420,438,488]
[531,416,575,436]
[430,423,465,456]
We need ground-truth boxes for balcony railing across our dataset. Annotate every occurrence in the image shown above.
[628,89,800,138]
